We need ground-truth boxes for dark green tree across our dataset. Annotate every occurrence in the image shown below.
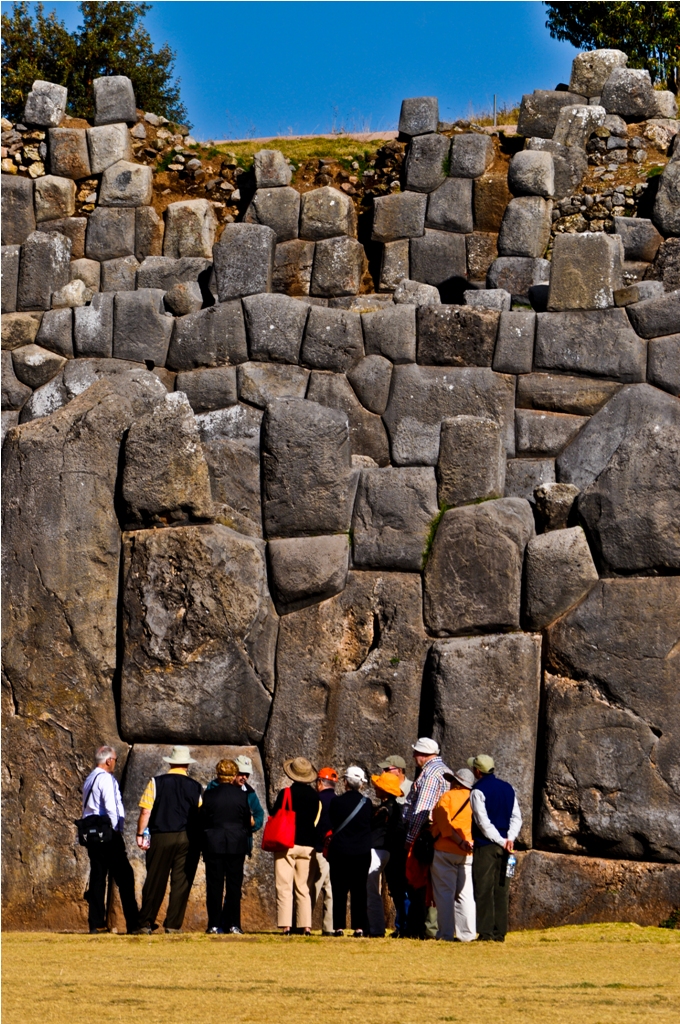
[544,2,680,92]
[1,1,189,125]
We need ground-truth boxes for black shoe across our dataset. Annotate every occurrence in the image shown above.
[493,935,506,942]
[333,929,344,937]
[89,926,108,934]
[476,935,493,941]
[352,929,364,938]
[206,926,224,934]
[390,929,401,939]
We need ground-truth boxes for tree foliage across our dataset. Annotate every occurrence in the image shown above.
[544,2,680,91]
[1,2,189,125]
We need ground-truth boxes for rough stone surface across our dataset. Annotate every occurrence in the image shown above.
[492,310,535,373]
[268,535,349,612]
[69,257,101,292]
[517,373,621,415]
[466,232,499,281]
[430,632,541,845]
[535,309,646,382]
[383,363,516,464]
[1,175,36,246]
[253,149,292,188]
[34,175,76,223]
[600,68,657,121]
[1,410,19,444]
[1,351,32,410]
[1,245,20,314]
[474,174,513,233]
[517,90,588,139]
[425,177,474,233]
[1,311,43,350]
[136,255,211,292]
[498,197,552,258]
[122,391,213,526]
[262,397,355,537]
[166,301,247,371]
[120,525,277,743]
[399,97,439,137]
[410,229,467,290]
[516,409,589,456]
[163,279,203,316]
[437,415,506,507]
[85,207,136,262]
[47,128,91,180]
[378,238,410,291]
[646,238,680,292]
[310,235,366,297]
[524,526,599,629]
[526,138,588,200]
[306,370,390,466]
[404,133,449,193]
[508,151,554,198]
[570,49,628,98]
[627,290,680,340]
[241,292,308,364]
[653,162,680,236]
[35,307,73,358]
[424,498,535,635]
[93,76,137,125]
[505,457,556,501]
[448,134,494,178]
[265,572,430,793]
[23,80,67,127]
[347,354,392,415]
[393,278,441,306]
[464,288,511,312]
[647,334,680,396]
[196,403,263,537]
[534,481,580,531]
[1,376,162,930]
[244,187,300,242]
[17,231,71,311]
[548,232,624,311]
[175,366,238,413]
[487,256,551,304]
[272,239,314,295]
[213,223,275,300]
[416,304,499,366]
[99,160,153,207]
[73,292,114,358]
[86,123,132,175]
[113,289,174,366]
[163,199,217,259]
[135,206,164,261]
[552,105,606,148]
[351,467,438,570]
[101,254,139,292]
[38,216,87,259]
[299,186,356,241]
[301,305,364,372]
[372,191,427,242]
[237,361,309,408]
[613,217,663,263]
[362,304,416,363]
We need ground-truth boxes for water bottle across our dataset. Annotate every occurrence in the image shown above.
[506,853,517,878]
[141,827,151,851]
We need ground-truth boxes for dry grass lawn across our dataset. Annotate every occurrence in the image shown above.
[3,924,679,1024]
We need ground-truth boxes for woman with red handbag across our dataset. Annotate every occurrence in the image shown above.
[268,757,321,936]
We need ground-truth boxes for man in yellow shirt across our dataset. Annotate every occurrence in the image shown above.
[135,745,203,934]
[430,767,476,942]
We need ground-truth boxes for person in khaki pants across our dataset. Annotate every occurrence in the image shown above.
[271,757,321,936]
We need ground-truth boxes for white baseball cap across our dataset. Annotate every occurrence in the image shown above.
[344,766,367,785]
[235,755,253,774]
[412,737,440,756]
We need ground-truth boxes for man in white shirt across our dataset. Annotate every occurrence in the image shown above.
[82,745,139,934]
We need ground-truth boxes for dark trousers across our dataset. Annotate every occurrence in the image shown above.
[384,852,406,932]
[86,831,139,932]
[139,830,198,930]
[204,853,246,930]
[404,883,427,938]
[473,843,510,940]
[330,852,371,931]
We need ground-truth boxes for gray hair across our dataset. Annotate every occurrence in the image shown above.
[345,777,363,791]
[95,745,117,764]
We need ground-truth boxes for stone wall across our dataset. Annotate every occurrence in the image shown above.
[2,52,679,931]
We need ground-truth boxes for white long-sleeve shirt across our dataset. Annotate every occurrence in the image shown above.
[82,767,125,831]
[470,787,522,847]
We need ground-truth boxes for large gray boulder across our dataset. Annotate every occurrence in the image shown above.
[600,67,657,121]
[213,223,276,300]
[410,228,467,289]
[23,79,67,127]
[163,199,217,259]
[487,256,551,305]
[166,301,248,371]
[1,351,32,410]
[272,239,315,295]
[430,632,542,845]
[101,255,139,293]
[626,290,680,340]
[242,292,309,363]
[425,177,474,233]
[99,161,153,207]
[33,175,76,223]
[404,133,449,193]
[299,186,356,240]
[262,397,355,537]
[517,373,621,415]
[34,307,73,358]
[47,127,91,179]
[253,149,292,188]
[196,403,263,538]
[525,138,588,200]
[264,571,430,795]
[524,526,598,629]
[86,123,132,175]
[244,186,300,242]
[647,334,680,396]
[379,238,410,291]
[310,236,365,297]
[351,466,438,570]
[301,306,364,372]
[535,309,646,382]
[85,207,136,261]
[11,344,66,389]
[448,134,494,178]
[547,232,624,311]
[237,361,309,408]
[372,191,427,242]
[120,525,277,744]
[399,97,439,136]
[515,409,588,457]
[93,75,137,125]
[136,255,211,291]
[505,457,556,502]
[552,104,605,148]
[112,289,174,365]
[73,292,114,358]
[517,90,587,139]
[1,374,162,930]
[135,206,164,261]
[569,49,628,98]
[122,391,213,526]
[416,304,499,366]
[347,354,392,415]
[306,370,390,466]
[437,414,505,507]
[558,384,680,573]
[1,175,36,246]
[652,162,680,237]
[508,151,554,198]
[362,304,416,363]
[383,363,516,464]
[498,197,552,258]
[267,535,349,612]
[17,231,71,311]
[613,217,663,263]
[423,497,535,635]
[175,366,238,413]
[492,310,535,374]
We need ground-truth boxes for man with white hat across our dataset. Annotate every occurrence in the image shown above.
[134,745,203,934]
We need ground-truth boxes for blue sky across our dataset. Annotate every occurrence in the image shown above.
[11,1,581,139]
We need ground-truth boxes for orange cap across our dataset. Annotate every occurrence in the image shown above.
[318,766,339,782]
[371,772,403,798]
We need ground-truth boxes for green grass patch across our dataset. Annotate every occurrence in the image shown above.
[421,502,451,569]
[211,136,390,171]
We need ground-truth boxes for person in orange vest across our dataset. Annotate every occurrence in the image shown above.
[430,767,476,942]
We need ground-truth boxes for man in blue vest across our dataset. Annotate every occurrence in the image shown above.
[468,753,522,942]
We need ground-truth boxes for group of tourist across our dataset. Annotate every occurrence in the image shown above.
[80,737,521,941]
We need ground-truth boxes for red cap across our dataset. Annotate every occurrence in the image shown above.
[318,767,339,782]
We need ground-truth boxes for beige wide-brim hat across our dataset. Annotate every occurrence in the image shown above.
[163,745,197,765]
[283,756,318,784]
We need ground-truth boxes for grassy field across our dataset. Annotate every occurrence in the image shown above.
[3,924,679,1024]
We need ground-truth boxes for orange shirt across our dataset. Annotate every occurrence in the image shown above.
[431,788,473,856]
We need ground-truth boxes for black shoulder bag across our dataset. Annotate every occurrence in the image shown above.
[75,775,114,846]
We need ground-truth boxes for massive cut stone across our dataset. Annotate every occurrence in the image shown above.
[570,49,628,98]
[1,374,163,930]
[600,68,657,121]
[509,851,680,930]
[424,497,534,634]
[272,239,314,295]
[306,370,390,466]
[410,229,467,290]
[558,384,680,573]
[517,373,621,415]
[466,231,499,281]
[383,363,516,464]
[85,207,136,261]
[437,415,505,507]
[213,223,276,300]
[35,307,73,358]
[552,105,605,149]
[38,215,87,259]
[448,134,494,178]
[399,97,439,136]
[17,230,71,311]
[362,304,416,363]
[1,175,36,246]
[237,361,309,408]
[112,289,174,366]
[120,524,276,744]
[1,244,20,313]
[534,481,580,532]
[69,257,101,293]
[547,232,624,311]
[626,290,680,340]
[101,254,139,292]
[175,366,238,413]
[648,334,680,396]
[268,535,349,612]
[99,160,153,207]
[404,133,449,193]
[524,526,598,629]
[351,467,438,570]
[23,80,67,127]
[416,304,499,366]
[372,192,427,242]
[310,236,365,297]
[652,162,680,237]
[508,151,554,198]
[301,305,364,372]
[347,354,392,415]
[377,237,411,290]
[264,571,430,794]
[122,391,213,526]
[1,351,32,410]
[11,343,65,389]
[196,403,263,537]
[498,197,552,258]
[299,186,356,241]
[33,175,75,223]
[73,292,114,357]
[86,123,132,175]
[505,457,555,501]
[163,199,217,259]
[474,174,513,232]
[515,409,588,456]
[135,255,211,291]
[244,186,300,242]
[253,149,292,188]
[93,75,136,125]
[242,292,308,364]
[47,128,91,180]
[262,396,355,538]
[425,177,474,234]
[430,632,541,845]
[166,301,248,371]
[487,256,550,305]
[135,206,164,261]
[525,138,588,200]
[517,90,588,139]
[613,217,663,263]
[492,310,535,374]
[535,309,646,382]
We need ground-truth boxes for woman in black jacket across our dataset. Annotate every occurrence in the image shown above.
[271,756,321,936]
[201,759,252,934]
[328,766,373,937]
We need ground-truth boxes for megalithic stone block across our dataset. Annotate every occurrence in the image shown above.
[426,178,474,233]
[17,230,71,311]
[517,90,587,139]
[351,466,438,570]
[93,75,137,125]
[437,414,506,507]
[23,80,67,127]
[299,186,357,241]
[600,67,657,121]
[237,362,309,409]
[404,133,450,193]
[498,197,552,258]
[196,403,264,537]
[86,123,133,174]
[33,175,76,223]
[35,307,73,358]
[272,239,315,295]
[167,301,248,371]
[626,290,680,340]
[253,149,292,188]
[372,192,427,243]
[1,244,21,313]
[362,304,416,363]
[47,128,91,180]
[306,369,390,466]
[653,162,680,237]
[569,49,628,98]
[99,160,153,207]
[448,134,494,178]
[398,97,439,136]
[416,304,499,366]
[213,223,276,300]
[301,306,364,372]
[135,206,165,261]
[85,207,136,261]
[347,354,393,415]
[245,186,300,242]
[552,105,606,148]
[310,235,366,297]
[176,366,238,414]
[163,199,217,259]
[267,535,349,612]
[508,151,554,198]
[73,292,114,357]
[112,289,174,366]
[524,526,598,629]
[37,216,87,259]
[1,175,36,246]
[242,292,309,363]
[535,308,645,382]
[547,232,624,311]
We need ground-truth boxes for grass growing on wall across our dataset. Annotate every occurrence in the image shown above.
[203,136,393,171]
